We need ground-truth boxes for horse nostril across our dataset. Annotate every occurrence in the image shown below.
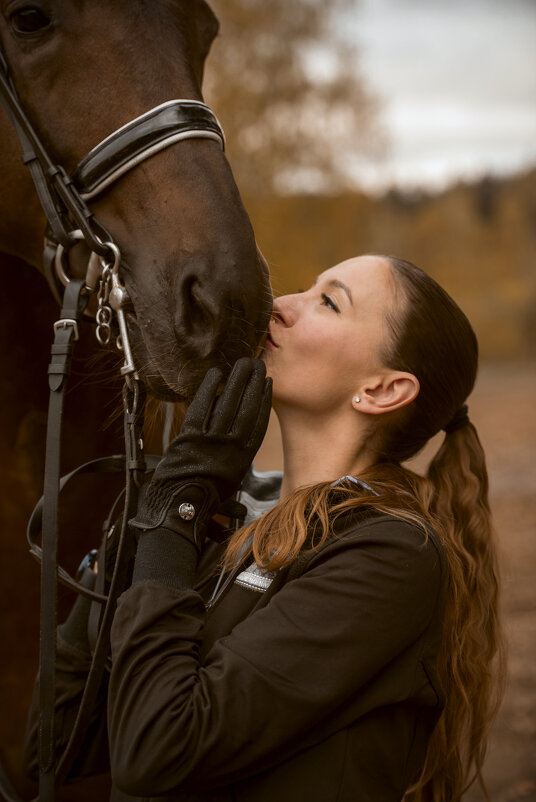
[181,275,215,334]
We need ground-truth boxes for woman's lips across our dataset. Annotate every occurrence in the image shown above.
[266,324,279,348]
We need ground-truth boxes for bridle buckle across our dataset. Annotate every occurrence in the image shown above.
[53,317,79,341]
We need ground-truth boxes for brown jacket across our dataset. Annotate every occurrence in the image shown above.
[25,468,447,802]
[106,510,447,802]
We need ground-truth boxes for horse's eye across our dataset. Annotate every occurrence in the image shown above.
[10,6,51,34]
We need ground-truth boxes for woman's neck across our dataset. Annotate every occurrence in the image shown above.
[275,407,373,498]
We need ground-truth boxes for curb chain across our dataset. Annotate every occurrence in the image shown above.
[96,263,113,345]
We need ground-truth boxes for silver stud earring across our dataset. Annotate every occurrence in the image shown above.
[354,396,361,404]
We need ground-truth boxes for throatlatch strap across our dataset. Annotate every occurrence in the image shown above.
[39,280,88,802]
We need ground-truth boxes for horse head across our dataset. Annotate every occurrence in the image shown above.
[0,0,272,399]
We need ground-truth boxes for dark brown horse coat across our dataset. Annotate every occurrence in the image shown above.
[25,473,448,802]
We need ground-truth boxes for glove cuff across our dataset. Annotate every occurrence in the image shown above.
[131,527,198,589]
[129,480,220,549]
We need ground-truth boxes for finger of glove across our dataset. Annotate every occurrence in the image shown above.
[181,367,223,433]
[229,361,269,440]
[209,358,256,434]
[246,376,273,448]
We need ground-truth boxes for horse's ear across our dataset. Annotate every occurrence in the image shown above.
[191,0,220,85]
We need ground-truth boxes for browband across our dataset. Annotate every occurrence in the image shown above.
[72,99,225,200]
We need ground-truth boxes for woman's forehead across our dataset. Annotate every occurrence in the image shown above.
[317,255,393,295]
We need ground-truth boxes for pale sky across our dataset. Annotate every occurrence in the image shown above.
[342,0,536,191]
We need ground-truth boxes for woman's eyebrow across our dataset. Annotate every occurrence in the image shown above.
[313,276,353,305]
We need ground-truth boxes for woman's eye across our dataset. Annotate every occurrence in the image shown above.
[321,293,340,313]
[10,6,51,34]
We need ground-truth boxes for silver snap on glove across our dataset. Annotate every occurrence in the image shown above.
[129,358,272,550]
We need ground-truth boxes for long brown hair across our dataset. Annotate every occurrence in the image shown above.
[225,256,506,801]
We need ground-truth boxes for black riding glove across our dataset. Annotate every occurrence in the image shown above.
[130,358,272,558]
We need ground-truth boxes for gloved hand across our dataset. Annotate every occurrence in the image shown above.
[129,358,272,551]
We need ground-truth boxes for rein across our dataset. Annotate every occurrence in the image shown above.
[0,42,225,802]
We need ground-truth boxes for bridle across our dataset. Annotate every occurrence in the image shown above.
[0,45,225,371]
[0,41,225,802]
[43,99,226,321]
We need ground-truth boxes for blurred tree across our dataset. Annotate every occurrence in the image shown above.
[204,0,383,196]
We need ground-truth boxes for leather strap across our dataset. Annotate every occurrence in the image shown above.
[73,99,225,199]
[39,281,88,801]
[42,238,65,306]
[1,47,226,305]
[0,45,113,257]
[27,453,161,601]
[54,381,147,786]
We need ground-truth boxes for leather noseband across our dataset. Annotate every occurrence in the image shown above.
[72,99,225,200]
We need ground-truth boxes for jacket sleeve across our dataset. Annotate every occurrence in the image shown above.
[108,518,445,797]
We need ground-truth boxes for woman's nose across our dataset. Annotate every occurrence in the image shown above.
[273,293,299,327]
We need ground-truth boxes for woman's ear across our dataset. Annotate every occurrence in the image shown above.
[354,371,420,415]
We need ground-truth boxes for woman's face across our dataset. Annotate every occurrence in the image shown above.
[263,255,397,414]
